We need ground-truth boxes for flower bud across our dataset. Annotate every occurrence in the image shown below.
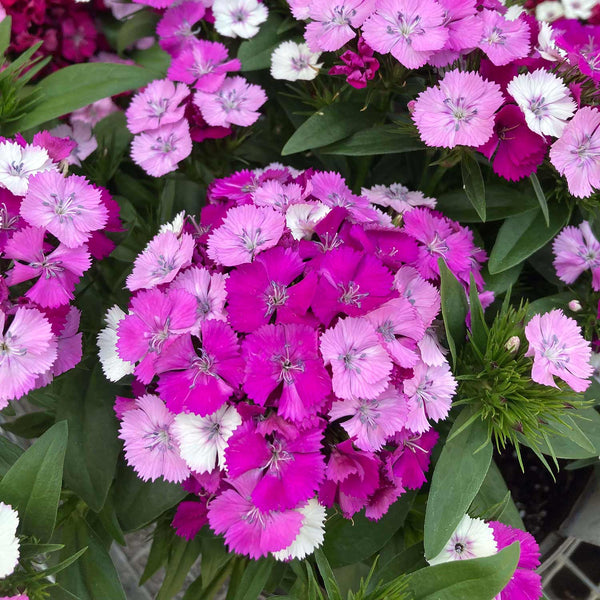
[505,335,520,353]
[568,300,582,312]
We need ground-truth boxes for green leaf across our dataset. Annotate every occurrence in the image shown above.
[525,292,573,321]
[436,186,537,223]
[530,173,549,226]
[322,491,415,568]
[7,63,156,134]
[0,435,23,476]
[238,13,283,71]
[488,204,570,274]
[281,103,382,156]
[409,543,520,600]
[56,514,126,600]
[0,16,11,56]
[375,543,428,584]
[35,547,88,579]
[157,537,202,600]
[438,259,469,366]
[55,364,122,512]
[460,152,486,222]
[468,272,488,355]
[424,410,492,560]
[319,124,425,156]
[314,550,342,600]
[481,263,523,297]
[117,9,160,54]
[2,411,54,438]
[232,558,274,600]
[200,535,232,588]
[0,421,68,542]
[140,520,175,584]
[114,461,187,532]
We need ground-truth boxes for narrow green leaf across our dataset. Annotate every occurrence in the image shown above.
[468,273,488,355]
[0,16,11,56]
[7,63,156,134]
[438,259,469,366]
[0,421,68,542]
[424,410,492,560]
[409,543,520,600]
[55,363,122,512]
[34,547,88,580]
[237,13,284,71]
[116,9,160,54]
[314,550,343,600]
[281,103,382,156]
[488,204,570,274]
[157,538,202,600]
[460,152,486,222]
[2,411,54,439]
[375,543,428,584]
[19,542,64,560]
[319,124,424,156]
[530,173,549,226]
[0,435,23,476]
[233,558,274,600]
[140,520,175,584]
[200,535,231,588]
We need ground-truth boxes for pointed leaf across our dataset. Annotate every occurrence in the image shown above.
[238,13,284,71]
[233,558,274,600]
[460,152,486,222]
[438,259,469,365]
[0,16,11,56]
[116,9,160,54]
[530,173,549,226]
[157,537,202,600]
[0,435,23,476]
[468,273,488,355]
[314,550,342,600]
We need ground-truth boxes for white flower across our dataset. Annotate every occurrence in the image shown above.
[563,0,596,19]
[0,141,56,196]
[272,498,327,561]
[50,121,98,166]
[97,306,135,382]
[505,4,525,19]
[285,202,331,240]
[159,211,187,236]
[428,514,498,566]
[0,502,20,578]
[535,0,564,21]
[271,41,322,81]
[590,352,600,383]
[536,22,567,62]
[173,405,242,473]
[507,69,576,138]
[213,0,268,39]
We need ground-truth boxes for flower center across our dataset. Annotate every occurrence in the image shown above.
[444,96,478,131]
[265,281,289,316]
[454,542,465,554]
[338,281,368,307]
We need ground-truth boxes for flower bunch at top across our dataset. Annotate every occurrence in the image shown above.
[0,132,121,408]
[99,165,490,560]
[124,0,268,176]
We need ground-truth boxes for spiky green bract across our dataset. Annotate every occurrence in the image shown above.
[456,302,586,465]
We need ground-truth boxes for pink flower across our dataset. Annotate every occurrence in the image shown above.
[157,1,206,56]
[172,500,209,540]
[362,183,436,214]
[525,309,593,392]
[126,231,195,291]
[119,394,190,483]
[207,204,285,266]
[168,40,241,91]
[478,10,531,66]
[70,98,120,128]
[553,221,600,290]
[320,317,392,400]
[549,107,600,198]
[305,0,374,52]
[21,171,108,248]
[253,180,303,211]
[131,120,192,177]
[4,226,91,308]
[126,79,190,134]
[242,323,331,422]
[48,121,97,167]
[393,266,442,329]
[412,70,503,148]
[193,76,267,127]
[0,307,57,406]
[362,0,448,68]
[156,322,244,416]
[32,130,76,162]
[61,12,97,62]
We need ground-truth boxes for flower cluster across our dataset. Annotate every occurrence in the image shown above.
[99,165,490,560]
[125,0,268,176]
[0,133,121,408]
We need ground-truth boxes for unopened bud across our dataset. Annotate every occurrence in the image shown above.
[505,336,520,353]
[568,300,582,312]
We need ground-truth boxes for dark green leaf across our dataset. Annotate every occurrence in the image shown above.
[375,543,428,584]
[530,173,549,226]
[7,63,156,134]
[55,364,122,512]
[200,535,232,588]
[140,520,175,584]
[438,259,469,366]
[0,435,23,476]
[468,273,488,355]
[460,152,486,222]
[0,421,67,541]
[319,124,424,156]
[424,410,492,560]
[114,461,187,532]
[0,16,11,56]
[117,9,160,54]
[35,547,88,579]
[488,204,570,274]
[157,537,202,600]
[2,411,54,438]
[281,103,382,156]
[525,292,573,321]
[481,263,523,297]
[238,13,283,71]
[409,543,519,600]
[314,550,342,600]
[233,558,274,600]
[44,585,80,600]
[322,491,415,568]
[19,542,64,560]
[131,43,171,77]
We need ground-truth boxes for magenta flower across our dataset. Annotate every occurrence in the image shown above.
[525,309,593,393]
[21,171,108,248]
[362,0,448,69]
[171,266,228,324]
[119,394,190,483]
[4,226,91,308]
[549,107,600,199]
[412,70,503,148]
[0,307,57,407]
[553,221,600,290]
[390,429,438,489]
[320,317,392,400]
[126,231,195,291]
[172,500,209,541]
[478,10,531,66]
[131,120,192,177]
[193,76,267,127]
[207,204,285,266]
[157,1,206,56]
[168,40,241,91]
[329,37,380,89]
[242,323,332,422]
[305,0,374,52]
[0,190,23,252]
[117,288,197,384]
[156,321,244,416]
[126,79,190,134]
